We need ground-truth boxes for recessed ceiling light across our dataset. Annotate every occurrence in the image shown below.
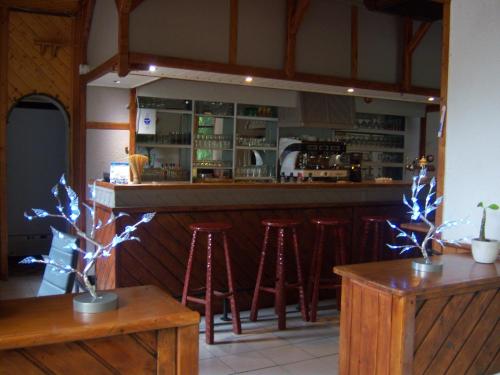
[149,65,157,72]
[245,76,253,83]
[113,80,121,84]
[428,97,435,102]
[347,88,355,93]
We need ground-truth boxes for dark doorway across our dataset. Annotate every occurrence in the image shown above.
[7,95,69,260]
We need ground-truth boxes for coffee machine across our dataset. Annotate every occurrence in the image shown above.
[279,138,350,181]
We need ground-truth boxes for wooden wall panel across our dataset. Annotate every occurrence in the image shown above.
[7,11,73,110]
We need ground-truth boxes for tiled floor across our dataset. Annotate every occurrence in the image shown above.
[198,301,340,375]
[0,275,340,375]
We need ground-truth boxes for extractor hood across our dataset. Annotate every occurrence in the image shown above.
[279,92,356,129]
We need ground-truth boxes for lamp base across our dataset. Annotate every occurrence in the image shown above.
[73,292,118,313]
[412,257,443,273]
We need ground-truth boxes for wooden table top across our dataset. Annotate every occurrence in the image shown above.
[334,254,500,297]
[0,285,199,350]
[400,221,431,233]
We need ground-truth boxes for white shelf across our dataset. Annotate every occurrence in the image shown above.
[193,166,232,170]
[362,161,404,167]
[137,143,191,149]
[236,115,279,122]
[347,146,405,153]
[234,176,275,180]
[346,128,405,135]
[236,146,277,151]
[155,109,193,115]
[194,147,233,151]
[195,113,234,119]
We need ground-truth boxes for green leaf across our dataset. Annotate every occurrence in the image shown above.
[477,202,484,208]
[488,203,499,210]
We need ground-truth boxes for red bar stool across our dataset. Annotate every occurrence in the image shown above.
[308,217,350,322]
[359,216,399,262]
[181,222,241,345]
[250,218,308,330]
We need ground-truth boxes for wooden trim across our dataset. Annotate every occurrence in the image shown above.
[0,0,80,16]
[403,19,433,93]
[0,6,8,280]
[86,121,130,130]
[436,0,450,228]
[82,54,118,83]
[130,0,144,12]
[350,5,358,79]
[228,0,238,65]
[117,1,131,77]
[129,52,440,97]
[129,88,136,154]
[81,0,95,65]
[419,115,426,158]
[284,0,310,78]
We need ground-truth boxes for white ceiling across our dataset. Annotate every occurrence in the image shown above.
[87,67,439,104]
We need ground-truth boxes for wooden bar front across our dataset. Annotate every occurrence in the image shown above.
[0,285,200,375]
[92,181,410,313]
[334,254,500,375]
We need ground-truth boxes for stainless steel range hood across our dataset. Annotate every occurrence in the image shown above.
[279,92,356,129]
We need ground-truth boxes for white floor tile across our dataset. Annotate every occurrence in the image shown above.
[243,366,291,375]
[282,354,339,375]
[259,345,314,365]
[219,351,276,373]
[199,357,234,375]
[293,336,340,357]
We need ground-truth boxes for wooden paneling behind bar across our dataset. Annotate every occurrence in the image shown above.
[96,202,406,313]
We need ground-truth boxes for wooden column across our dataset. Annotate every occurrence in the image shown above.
[350,5,358,79]
[0,6,8,280]
[228,0,238,65]
[402,19,432,92]
[284,0,310,78]
[117,0,132,77]
[129,88,137,155]
[436,0,450,227]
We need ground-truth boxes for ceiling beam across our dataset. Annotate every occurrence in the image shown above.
[128,52,440,98]
[0,0,80,16]
[81,0,95,65]
[228,0,238,64]
[408,21,432,53]
[285,0,310,78]
[402,19,432,92]
[350,5,359,79]
[130,0,144,12]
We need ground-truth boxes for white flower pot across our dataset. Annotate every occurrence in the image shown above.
[471,239,499,264]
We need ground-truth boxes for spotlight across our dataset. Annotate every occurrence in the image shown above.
[347,88,355,93]
[149,65,157,72]
[245,76,253,83]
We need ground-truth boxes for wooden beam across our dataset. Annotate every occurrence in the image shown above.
[82,54,118,83]
[0,6,8,280]
[285,0,310,78]
[130,0,144,12]
[87,122,130,130]
[81,0,95,65]
[402,17,413,92]
[409,21,432,54]
[435,0,450,228]
[419,115,426,158]
[228,0,238,65]
[117,1,131,77]
[0,0,80,15]
[350,5,358,79]
[129,88,136,155]
[129,52,440,98]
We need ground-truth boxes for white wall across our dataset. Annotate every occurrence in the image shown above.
[444,0,500,241]
[87,0,118,68]
[413,21,442,88]
[86,87,130,181]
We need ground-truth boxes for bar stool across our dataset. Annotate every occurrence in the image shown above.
[181,222,241,345]
[250,218,308,330]
[308,217,350,321]
[359,216,398,262]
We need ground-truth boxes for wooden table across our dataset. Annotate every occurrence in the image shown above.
[0,285,200,374]
[334,254,500,375]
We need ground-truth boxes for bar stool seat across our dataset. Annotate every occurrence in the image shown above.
[359,215,399,262]
[308,217,350,321]
[251,218,308,329]
[182,221,241,344]
[261,218,301,227]
[189,222,232,232]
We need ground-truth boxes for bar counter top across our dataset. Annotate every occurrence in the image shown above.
[93,180,410,209]
[96,180,410,190]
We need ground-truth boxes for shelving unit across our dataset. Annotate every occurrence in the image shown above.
[335,113,407,180]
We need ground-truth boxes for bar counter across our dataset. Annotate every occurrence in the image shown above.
[93,180,410,312]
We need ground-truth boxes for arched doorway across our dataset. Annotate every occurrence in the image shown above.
[6,94,69,267]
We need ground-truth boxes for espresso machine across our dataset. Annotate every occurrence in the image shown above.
[279,138,350,181]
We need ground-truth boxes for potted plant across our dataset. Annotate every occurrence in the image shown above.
[471,202,499,263]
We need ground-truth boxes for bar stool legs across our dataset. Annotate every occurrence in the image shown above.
[250,219,308,330]
[182,222,241,345]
